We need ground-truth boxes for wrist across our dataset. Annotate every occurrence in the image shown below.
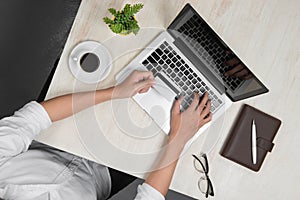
[110,86,120,99]
[167,130,186,150]
[95,87,115,103]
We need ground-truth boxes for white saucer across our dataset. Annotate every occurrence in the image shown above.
[69,41,112,84]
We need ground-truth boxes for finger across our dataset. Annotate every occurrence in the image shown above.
[224,64,243,76]
[189,92,200,111]
[225,50,232,55]
[135,78,155,92]
[197,92,209,112]
[199,112,212,127]
[234,69,249,78]
[200,100,211,118]
[171,96,183,115]
[244,73,253,80]
[138,85,152,93]
[135,70,154,81]
[226,57,240,66]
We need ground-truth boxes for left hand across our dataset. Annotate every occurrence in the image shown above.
[114,70,155,99]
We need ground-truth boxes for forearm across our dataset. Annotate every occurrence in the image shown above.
[145,160,178,196]
[145,135,185,196]
[41,87,115,122]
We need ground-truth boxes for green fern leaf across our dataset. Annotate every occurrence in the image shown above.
[131,20,140,35]
[110,23,124,34]
[131,4,143,15]
[103,17,114,25]
[123,4,131,15]
[108,8,117,16]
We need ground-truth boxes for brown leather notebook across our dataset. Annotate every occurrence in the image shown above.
[220,104,281,172]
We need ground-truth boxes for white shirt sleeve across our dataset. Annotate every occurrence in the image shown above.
[134,183,165,200]
[0,101,52,159]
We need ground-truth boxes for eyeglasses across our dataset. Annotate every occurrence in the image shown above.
[192,153,214,198]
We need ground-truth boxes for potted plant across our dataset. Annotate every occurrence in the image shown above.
[103,3,144,35]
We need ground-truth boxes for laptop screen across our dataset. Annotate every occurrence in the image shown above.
[167,4,268,101]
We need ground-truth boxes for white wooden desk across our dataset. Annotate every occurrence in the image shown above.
[36,0,300,199]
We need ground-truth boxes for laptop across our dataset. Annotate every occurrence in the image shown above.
[116,3,268,145]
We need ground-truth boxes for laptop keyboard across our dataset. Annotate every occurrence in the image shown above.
[176,14,243,91]
[142,41,223,113]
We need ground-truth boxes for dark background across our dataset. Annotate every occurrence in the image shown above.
[0,1,196,199]
[0,0,81,118]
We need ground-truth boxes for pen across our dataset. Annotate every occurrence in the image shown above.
[252,119,257,164]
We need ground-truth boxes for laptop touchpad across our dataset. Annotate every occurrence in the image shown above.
[153,74,178,102]
[133,88,174,134]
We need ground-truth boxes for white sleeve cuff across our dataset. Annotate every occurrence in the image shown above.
[0,101,52,158]
[16,101,52,134]
[134,183,165,200]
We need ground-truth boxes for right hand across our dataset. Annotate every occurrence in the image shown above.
[114,70,155,99]
[168,92,212,144]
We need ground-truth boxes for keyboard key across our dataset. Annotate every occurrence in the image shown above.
[142,59,149,66]
[145,64,153,70]
[200,87,205,93]
[174,66,180,72]
[151,52,160,61]
[156,48,163,55]
[192,79,197,84]
[152,68,157,75]
[170,73,176,78]
[212,100,219,108]
[148,56,156,64]
[176,62,182,67]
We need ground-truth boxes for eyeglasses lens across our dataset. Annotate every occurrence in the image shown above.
[193,155,207,173]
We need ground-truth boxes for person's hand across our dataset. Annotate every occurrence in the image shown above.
[114,70,155,99]
[168,92,212,144]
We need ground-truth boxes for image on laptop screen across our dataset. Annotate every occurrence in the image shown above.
[168,4,268,101]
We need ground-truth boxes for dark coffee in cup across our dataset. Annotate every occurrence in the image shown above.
[79,53,100,73]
